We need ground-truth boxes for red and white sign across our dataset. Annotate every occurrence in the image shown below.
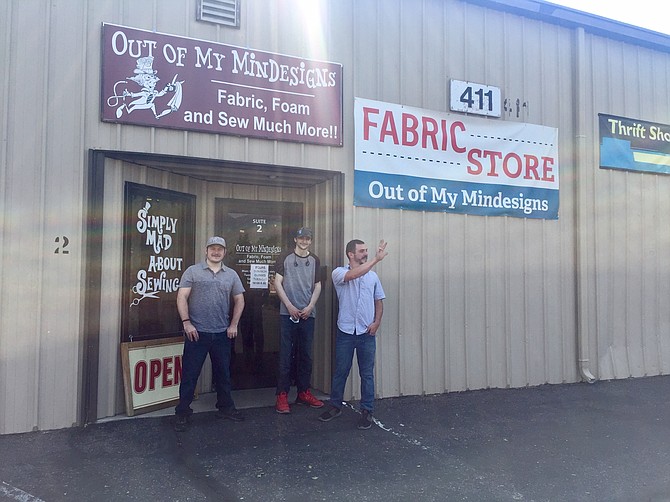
[354,97,560,219]
[121,337,184,416]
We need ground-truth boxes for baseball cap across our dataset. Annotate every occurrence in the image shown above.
[206,236,227,248]
[295,227,313,238]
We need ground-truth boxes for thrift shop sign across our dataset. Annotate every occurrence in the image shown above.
[599,113,670,174]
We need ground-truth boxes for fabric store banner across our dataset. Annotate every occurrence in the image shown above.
[599,113,670,174]
[354,98,559,219]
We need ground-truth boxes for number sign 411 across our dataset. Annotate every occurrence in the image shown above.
[450,80,501,117]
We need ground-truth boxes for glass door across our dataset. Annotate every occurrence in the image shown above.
[216,198,303,390]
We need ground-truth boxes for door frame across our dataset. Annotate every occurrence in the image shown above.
[83,149,344,425]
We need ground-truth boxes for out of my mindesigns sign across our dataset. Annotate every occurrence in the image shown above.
[101,23,343,146]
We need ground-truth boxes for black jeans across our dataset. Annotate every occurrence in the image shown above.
[276,316,315,394]
[175,332,234,416]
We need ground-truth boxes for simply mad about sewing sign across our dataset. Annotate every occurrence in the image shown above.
[354,98,559,219]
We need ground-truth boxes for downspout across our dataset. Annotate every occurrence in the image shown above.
[574,27,596,383]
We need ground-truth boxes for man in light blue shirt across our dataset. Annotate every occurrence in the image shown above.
[319,239,387,429]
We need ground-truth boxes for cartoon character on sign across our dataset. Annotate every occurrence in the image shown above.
[107,56,184,119]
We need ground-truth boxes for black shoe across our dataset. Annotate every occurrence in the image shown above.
[318,406,342,422]
[216,408,245,422]
[357,410,372,430]
[174,415,189,432]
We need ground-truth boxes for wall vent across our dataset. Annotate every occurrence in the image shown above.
[197,0,240,28]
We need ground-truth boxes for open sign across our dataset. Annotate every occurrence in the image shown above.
[121,337,185,416]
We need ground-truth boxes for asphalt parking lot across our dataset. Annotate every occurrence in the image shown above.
[2,375,670,501]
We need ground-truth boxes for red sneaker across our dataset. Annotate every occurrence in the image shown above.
[296,389,324,408]
[275,392,290,414]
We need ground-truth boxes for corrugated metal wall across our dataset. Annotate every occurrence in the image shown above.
[345,0,580,400]
[1,0,86,433]
[2,0,670,433]
[578,31,670,379]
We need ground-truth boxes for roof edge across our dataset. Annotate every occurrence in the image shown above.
[463,0,670,53]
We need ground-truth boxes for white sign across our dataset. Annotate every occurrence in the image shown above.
[354,97,559,219]
[250,264,269,289]
[450,79,501,117]
[121,337,184,416]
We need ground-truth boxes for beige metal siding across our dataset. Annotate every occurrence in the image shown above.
[3,0,670,433]
[345,1,580,402]
[584,35,670,380]
[1,1,85,433]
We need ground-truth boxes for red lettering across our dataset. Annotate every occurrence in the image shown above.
[541,157,555,182]
[402,113,419,146]
[483,150,503,177]
[440,120,449,150]
[162,357,173,387]
[523,154,540,180]
[149,359,161,390]
[380,110,399,144]
[133,354,183,394]
[503,153,523,178]
[422,116,438,149]
[467,149,483,175]
[363,107,470,156]
[467,150,556,183]
[450,121,466,153]
[134,361,147,393]
[362,106,379,141]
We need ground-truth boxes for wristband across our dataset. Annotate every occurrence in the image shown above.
[181,319,190,323]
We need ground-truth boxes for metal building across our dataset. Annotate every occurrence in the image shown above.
[2,0,670,434]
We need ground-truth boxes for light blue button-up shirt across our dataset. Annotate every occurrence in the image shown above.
[332,265,385,335]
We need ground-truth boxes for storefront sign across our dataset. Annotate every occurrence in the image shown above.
[599,113,670,174]
[101,23,343,146]
[120,337,184,416]
[229,213,282,290]
[122,184,195,342]
[450,79,501,117]
[354,98,559,219]
[250,264,270,289]
[217,199,302,295]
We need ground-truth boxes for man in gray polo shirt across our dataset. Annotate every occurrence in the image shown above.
[174,236,245,432]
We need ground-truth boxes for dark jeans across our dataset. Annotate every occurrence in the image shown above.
[328,328,376,412]
[240,292,265,355]
[276,315,315,394]
[175,332,234,416]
